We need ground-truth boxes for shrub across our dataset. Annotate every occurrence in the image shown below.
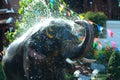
[80,11,107,38]
[108,51,120,79]
[88,46,113,66]
[84,11,107,27]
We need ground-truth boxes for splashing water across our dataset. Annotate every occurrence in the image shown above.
[16,18,85,45]
[17,0,86,43]
[19,0,78,29]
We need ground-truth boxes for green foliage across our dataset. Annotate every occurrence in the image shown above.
[88,42,115,66]
[80,11,107,38]
[88,47,113,65]
[6,0,51,42]
[88,44,120,79]
[95,48,113,64]
[108,51,120,79]
[64,73,73,80]
[0,62,4,80]
[83,11,107,27]
[5,31,15,43]
[18,0,32,14]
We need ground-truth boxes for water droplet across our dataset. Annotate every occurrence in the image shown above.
[26,57,29,59]
[34,53,36,56]
[30,76,33,79]
[35,57,37,60]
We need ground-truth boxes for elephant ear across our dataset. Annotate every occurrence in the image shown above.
[74,20,94,57]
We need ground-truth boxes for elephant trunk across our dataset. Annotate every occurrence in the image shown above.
[65,20,94,59]
[76,20,94,57]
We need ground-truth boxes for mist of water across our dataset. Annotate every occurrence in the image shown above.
[17,0,85,42]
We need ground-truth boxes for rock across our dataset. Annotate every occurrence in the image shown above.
[90,63,105,71]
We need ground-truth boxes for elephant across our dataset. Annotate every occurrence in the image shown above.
[2,19,94,80]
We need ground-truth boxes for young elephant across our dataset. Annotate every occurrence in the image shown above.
[2,19,94,80]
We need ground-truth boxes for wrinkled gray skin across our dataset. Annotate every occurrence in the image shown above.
[2,19,94,80]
